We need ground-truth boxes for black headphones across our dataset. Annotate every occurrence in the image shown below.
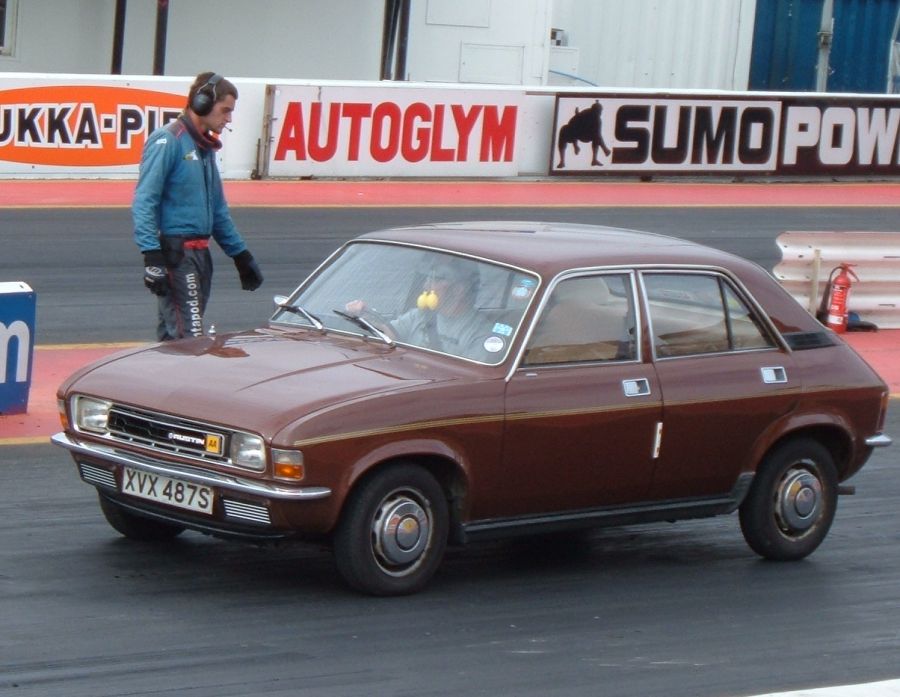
[190,73,223,116]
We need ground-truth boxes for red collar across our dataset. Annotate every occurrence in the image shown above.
[180,114,222,152]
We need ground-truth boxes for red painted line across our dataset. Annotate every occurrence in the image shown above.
[0,344,138,444]
[1,179,900,208]
[2,335,897,445]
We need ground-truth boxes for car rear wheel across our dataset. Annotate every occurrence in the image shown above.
[739,438,838,561]
[333,463,448,596]
[98,493,186,541]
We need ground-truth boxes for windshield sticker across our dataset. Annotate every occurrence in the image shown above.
[484,336,505,353]
[512,277,536,300]
[492,322,513,337]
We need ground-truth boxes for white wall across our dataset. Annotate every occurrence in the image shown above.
[1,0,756,90]
[0,0,384,80]
[405,0,553,85]
[550,0,757,90]
[0,0,116,73]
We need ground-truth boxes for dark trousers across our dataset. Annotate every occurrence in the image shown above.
[157,238,213,341]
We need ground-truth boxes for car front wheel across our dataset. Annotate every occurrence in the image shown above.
[333,463,449,596]
[98,493,186,541]
[739,438,838,561]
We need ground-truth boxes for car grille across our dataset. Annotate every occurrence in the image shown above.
[222,499,272,525]
[105,404,231,465]
[79,463,117,490]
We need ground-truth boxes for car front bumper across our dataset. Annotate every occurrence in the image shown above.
[52,431,333,539]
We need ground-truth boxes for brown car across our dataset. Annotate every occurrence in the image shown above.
[53,222,891,595]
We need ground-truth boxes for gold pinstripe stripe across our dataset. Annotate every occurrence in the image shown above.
[292,402,660,447]
[648,387,805,409]
[505,401,661,422]
[293,414,502,447]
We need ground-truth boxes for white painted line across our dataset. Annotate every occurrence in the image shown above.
[755,679,900,697]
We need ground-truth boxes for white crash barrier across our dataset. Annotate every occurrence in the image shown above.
[774,231,900,329]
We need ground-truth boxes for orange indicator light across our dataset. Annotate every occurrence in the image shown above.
[274,463,304,481]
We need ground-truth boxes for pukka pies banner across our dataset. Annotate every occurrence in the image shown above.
[0,84,185,172]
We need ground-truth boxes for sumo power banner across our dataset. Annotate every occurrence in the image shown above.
[550,93,900,177]
[262,85,523,177]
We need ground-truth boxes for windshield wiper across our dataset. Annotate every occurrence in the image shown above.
[277,302,325,331]
[332,309,394,346]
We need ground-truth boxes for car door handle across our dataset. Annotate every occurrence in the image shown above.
[622,378,651,397]
[761,366,787,384]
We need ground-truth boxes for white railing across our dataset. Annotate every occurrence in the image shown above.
[774,231,900,329]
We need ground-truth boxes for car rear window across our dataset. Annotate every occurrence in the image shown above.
[643,272,776,358]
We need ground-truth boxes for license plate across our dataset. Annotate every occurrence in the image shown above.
[121,467,214,515]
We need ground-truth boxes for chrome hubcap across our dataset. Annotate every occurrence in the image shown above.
[775,467,823,535]
[372,494,431,571]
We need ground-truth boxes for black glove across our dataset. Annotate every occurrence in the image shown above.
[233,250,263,291]
[142,250,169,296]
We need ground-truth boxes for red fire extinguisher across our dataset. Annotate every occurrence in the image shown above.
[823,263,859,333]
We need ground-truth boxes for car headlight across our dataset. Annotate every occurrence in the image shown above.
[73,396,112,433]
[229,432,266,471]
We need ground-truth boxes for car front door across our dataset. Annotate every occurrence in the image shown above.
[498,272,663,518]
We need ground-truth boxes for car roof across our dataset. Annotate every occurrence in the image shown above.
[357,221,735,276]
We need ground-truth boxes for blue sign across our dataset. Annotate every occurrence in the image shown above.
[0,282,36,415]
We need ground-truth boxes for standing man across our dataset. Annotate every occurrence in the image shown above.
[133,71,263,341]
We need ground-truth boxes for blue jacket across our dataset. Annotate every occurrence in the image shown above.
[132,116,246,257]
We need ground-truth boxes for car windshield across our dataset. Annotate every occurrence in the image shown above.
[272,241,539,365]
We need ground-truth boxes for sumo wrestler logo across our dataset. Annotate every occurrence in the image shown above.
[556,100,611,168]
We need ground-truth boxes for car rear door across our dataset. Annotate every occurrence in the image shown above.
[498,272,664,518]
[640,270,799,500]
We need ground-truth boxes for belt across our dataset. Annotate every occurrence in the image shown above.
[183,238,210,250]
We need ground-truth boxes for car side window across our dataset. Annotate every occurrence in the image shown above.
[523,273,637,365]
[644,272,775,358]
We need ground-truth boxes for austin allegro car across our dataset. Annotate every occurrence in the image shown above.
[53,222,891,595]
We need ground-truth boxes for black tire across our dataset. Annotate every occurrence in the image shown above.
[333,463,449,596]
[739,438,838,561]
[98,493,185,541]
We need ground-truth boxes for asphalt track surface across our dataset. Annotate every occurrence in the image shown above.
[1,180,899,697]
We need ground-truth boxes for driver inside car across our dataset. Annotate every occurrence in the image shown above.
[345,261,500,361]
